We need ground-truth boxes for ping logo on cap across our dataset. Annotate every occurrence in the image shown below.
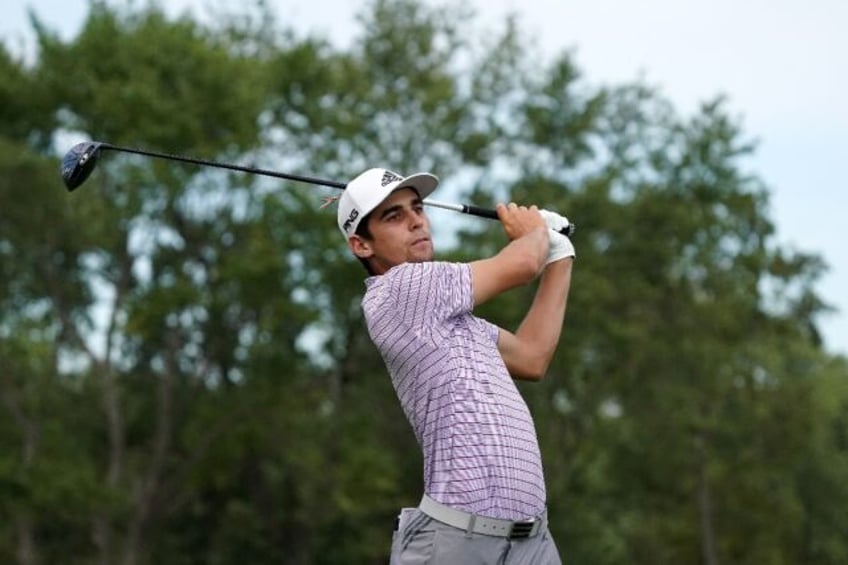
[381,171,403,186]
[343,208,360,233]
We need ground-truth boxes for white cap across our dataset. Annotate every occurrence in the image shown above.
[337,168,439,238]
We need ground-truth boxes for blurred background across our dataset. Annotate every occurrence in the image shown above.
[1,0,846,563]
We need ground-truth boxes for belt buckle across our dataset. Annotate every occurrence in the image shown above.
[508,518,537,539]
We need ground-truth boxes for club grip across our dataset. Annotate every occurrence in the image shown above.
[463,204,499,220]
[463,204,576,236]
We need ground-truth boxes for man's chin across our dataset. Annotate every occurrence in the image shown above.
[409,249,435,263]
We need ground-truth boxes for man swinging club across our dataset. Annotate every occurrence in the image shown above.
[337,167,574,564]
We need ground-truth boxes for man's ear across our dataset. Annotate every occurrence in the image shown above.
[348,235,374,259]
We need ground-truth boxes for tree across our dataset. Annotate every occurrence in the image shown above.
[1,1,846,563]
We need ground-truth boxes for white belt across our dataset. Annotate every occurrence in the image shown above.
[419,494,543,539]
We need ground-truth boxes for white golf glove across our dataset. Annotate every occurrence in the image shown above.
[539,209,571,234]
[546,229,575,264]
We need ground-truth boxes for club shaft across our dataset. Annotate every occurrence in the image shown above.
[96,143,574,235]
[100,143,346,189]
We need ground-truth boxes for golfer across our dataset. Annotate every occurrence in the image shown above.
[338,168,574,564]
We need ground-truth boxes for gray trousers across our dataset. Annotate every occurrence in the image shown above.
[390,508,562,565]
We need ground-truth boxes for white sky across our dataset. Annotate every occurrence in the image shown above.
[4,0,847,355]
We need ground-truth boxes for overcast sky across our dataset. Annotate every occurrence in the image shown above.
[4,0,847,354]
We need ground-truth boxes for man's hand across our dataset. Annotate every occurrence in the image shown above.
[471,203,549,306]
[496,202,547,241]
[546,230,575,264]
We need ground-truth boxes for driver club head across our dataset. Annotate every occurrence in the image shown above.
[61,141,105,191]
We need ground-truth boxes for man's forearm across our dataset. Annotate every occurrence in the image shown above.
[514,259,573,372]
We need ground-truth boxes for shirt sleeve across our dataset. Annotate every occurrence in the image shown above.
[478,318,501,345]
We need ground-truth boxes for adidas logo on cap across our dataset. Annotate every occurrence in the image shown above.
[381,171,403,186]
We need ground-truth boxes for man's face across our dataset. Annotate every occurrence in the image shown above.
[348,188,434,275]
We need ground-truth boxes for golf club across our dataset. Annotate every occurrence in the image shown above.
[61,141,575,236]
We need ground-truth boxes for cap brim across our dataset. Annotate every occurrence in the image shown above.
[395,172,439,200]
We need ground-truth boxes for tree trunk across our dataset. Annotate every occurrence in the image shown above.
[1,376,41,565]
[14,514,38,565]
[696,433,719,565]
[121,331,178,565]
[94,249,133,565]
[92,361,125,565]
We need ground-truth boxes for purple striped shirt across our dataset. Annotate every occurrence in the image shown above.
[362,261,546,520]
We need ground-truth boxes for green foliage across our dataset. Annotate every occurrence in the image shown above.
[0,45,54,147]
[35,3,267,152]
[1,0,846,563]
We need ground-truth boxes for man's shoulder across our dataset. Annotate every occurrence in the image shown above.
[368,260,466,287]
[362,261,470,315]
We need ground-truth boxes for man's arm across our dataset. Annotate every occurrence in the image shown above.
[469,203,549,306]
[468,202,574,380]
[498,257,574,381]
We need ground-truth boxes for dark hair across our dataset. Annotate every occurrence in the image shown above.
[354,213,377,276]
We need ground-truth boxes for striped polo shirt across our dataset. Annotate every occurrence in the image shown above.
[362,261,546,520]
